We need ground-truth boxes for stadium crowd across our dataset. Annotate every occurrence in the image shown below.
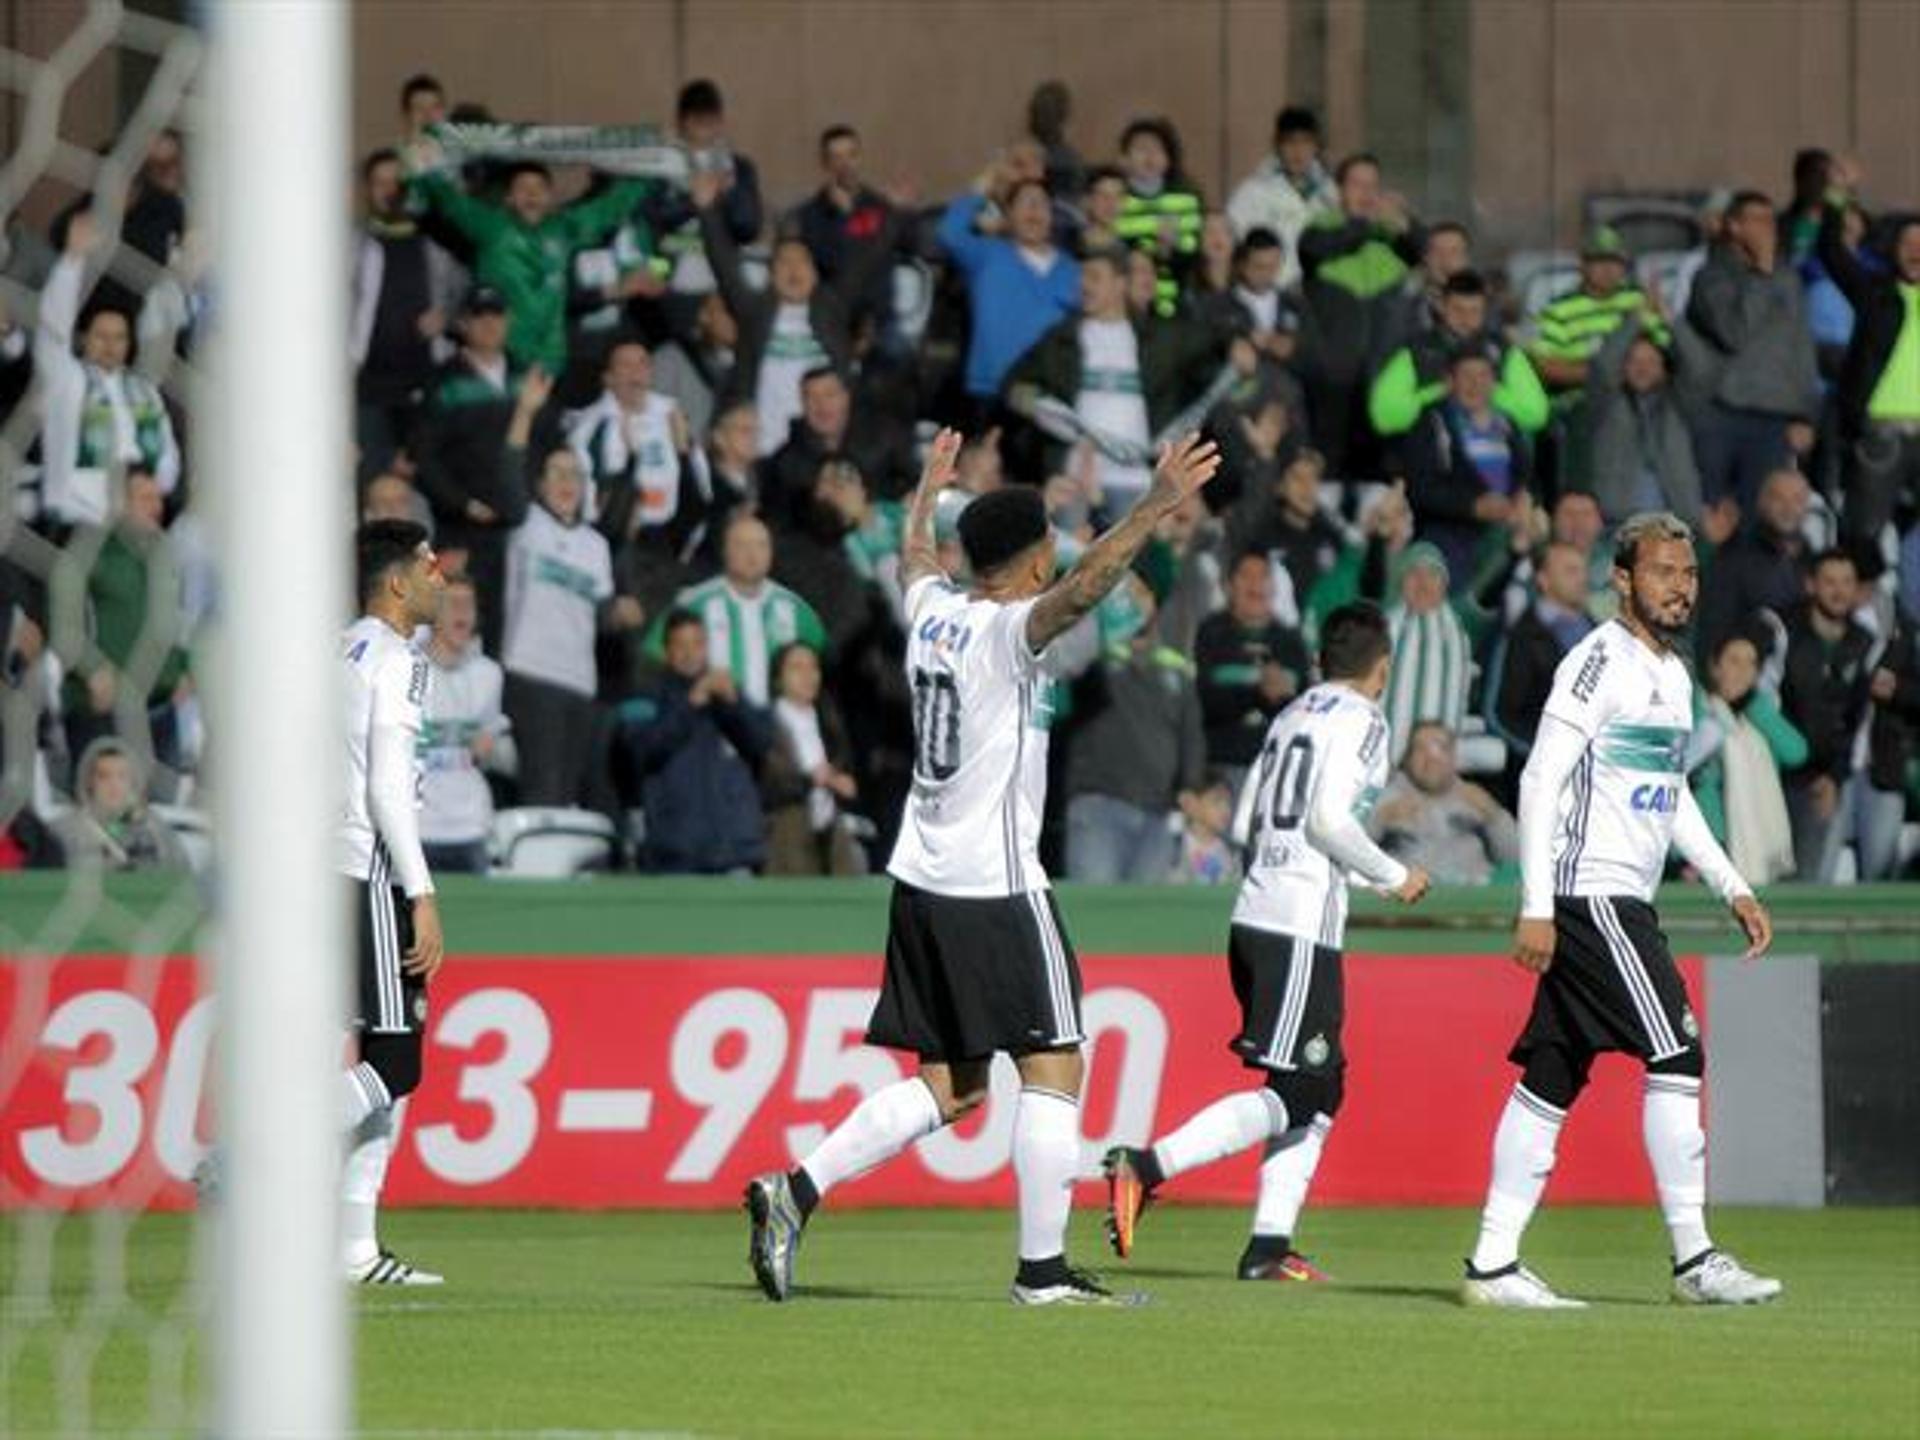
[2,74,1918,884]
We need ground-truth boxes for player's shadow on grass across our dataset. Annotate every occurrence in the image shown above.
[678,1280,978,1304]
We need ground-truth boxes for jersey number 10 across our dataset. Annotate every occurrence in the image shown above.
[911,669,961,781]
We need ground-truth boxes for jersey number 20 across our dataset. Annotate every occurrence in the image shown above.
[1253,734,1315,837]
[911,669,961,781]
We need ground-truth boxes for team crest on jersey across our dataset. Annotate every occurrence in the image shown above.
[1681,1009,1699,1039]
[413,992,429,1025]
[1303,1033,1330,1066]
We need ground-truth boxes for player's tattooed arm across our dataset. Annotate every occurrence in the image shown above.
[1026,433,1221,652]
[900,426,964,591]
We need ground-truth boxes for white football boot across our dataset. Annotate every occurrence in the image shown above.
[1461,1262,1588,1309]
[1672,1250,1782,1305]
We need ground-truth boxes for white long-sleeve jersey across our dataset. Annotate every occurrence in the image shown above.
[338,616,434,898]
[1518,619,1750,919]
[1231,683,1408,948]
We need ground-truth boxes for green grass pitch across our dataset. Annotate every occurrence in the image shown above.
[6,1205,1917,1437]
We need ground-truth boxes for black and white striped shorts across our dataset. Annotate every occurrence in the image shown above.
[1227,924,1345,1075]
[353,871,424,1035]
[866,882,1083,1062]
[1510,895,1700,1067]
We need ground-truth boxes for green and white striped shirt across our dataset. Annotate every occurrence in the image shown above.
[1384,603,1472,763]
[674,575,828,707]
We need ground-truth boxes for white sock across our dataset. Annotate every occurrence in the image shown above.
[1250,1114,1332,1240]
[1151,1089,1288,1183]
[340,1062,389,1132]
[1470,1085,1565,1273]
[798,1078,944,1199]
[341,1102,399,1269]
[1012,1086,1081,1262]
[1644,1074,1712,1264]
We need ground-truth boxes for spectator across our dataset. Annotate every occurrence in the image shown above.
[1225,105,1337,292]
[1226,449,1344,625]
[1379,220,1474,358]
[1686,190,1820,510]
[770,457,885,660]
[399,72,446,143]
[501,446,635,805]
[1690,631,1804,885]
[1858,594,1920,880]
[1578,310,1707,528]
[53,737,188,872]
[761,365,915,525]
[1297,153,1423,477]
[1779,547,1873,880]
[119,130,188,278]
[1402,348,1534,584]
[1169,773,1239,886]
[648,290,737,440]
[1370,720,1518,885]
[1113,116,1205,316]
[419,573,515,874]
[621,607,772,874]
[642,80,765,307]
[1380,543,1472,762]
[939,168,1080,414]
[408,146,649,373]
[1194,549,1311,775]
[1368,269,1549,440]
[1073,164,1129,256]
[1188,210,1238,300]
[1198,228,1311,458]
[761,642,862,876]
[413,294,538,652]
[1525,226,1669,406]
[1779,147,1835,266]
[667,512,826,707]
[1694,467,1812,660]
[362,470,436,535]
[694,171,859,457]
[786,124,906,345]
[1061,575,1207,882]
[1004,248,1250,513]
[701,398,760,548]
[1667,187,1733,319]
[1488,539,1595,802]
[1815,198,1920,546]
[352,147,461,483]
[50,470,191,779]
[1027,79,1085,201]
[566,334,711,561]
[35,208,181,529]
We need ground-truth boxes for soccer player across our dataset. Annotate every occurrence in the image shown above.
[1101,602,1430,1280]
[744,428,1223,1305]
[1462,511,1779,1308]
[338,519,448,1285]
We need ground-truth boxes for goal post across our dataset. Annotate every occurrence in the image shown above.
[204,0,349,1433]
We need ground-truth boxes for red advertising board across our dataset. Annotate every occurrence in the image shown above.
[2,952,1693,1211]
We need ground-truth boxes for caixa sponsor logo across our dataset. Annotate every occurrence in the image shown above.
[1630,782,1680,813]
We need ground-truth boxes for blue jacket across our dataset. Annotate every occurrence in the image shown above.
[938,193,1080,398]
[619,675,772,874]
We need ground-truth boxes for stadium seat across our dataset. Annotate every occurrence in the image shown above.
[490,807,618,877]
[1504,249,1578,319]
[1585,193,1704,258]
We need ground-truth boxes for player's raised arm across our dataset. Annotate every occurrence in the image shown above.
[1671,783,1771,958]
[900,426,965,592]
[1026,433,1220,652]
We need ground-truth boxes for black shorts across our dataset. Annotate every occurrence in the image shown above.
[1510,895,1700,1067]
[866,883,1083,1062]
[354,875,426,1035]
[1227,924,1344,1076]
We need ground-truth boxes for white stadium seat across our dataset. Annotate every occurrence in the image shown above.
[489,807,617,878]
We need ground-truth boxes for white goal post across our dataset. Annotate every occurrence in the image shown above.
[205,1,349,1433]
